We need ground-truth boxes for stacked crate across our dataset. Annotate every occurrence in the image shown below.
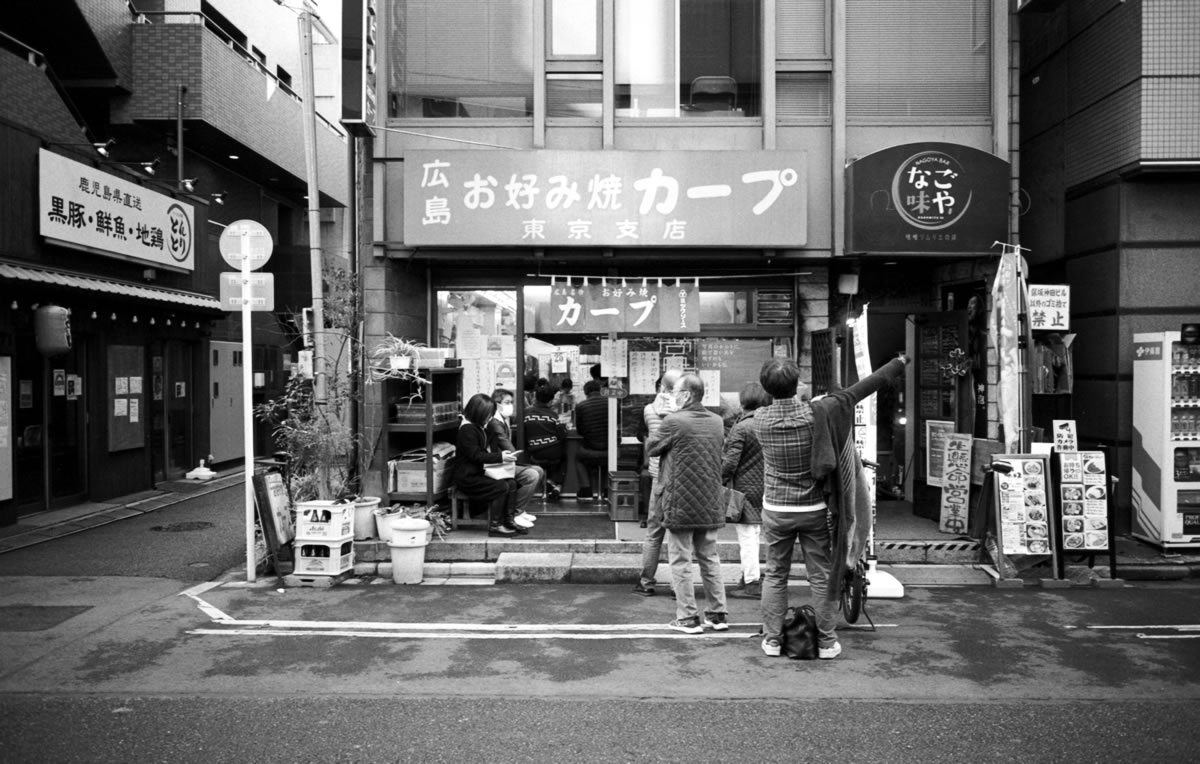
[292,501,355,578]
[608,470,640,521]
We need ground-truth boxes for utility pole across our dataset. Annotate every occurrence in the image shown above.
[298,4,327,410]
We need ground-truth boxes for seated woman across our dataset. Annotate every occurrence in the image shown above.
[453,393,525,538]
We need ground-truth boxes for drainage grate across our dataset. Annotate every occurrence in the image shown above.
[150,521,214,532]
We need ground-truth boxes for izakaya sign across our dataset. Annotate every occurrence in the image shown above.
[403,150,807,247]
[845,142,1008,255]
[550,279,700,333]
[38,149,195,272]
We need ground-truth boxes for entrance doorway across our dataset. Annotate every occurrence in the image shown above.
[12,331,87,515]
[151,341,194,482]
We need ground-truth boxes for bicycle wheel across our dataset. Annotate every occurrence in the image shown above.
[843,561,867,624]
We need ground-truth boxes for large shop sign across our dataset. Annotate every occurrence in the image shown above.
[403,150,807,248]
[549,278,701,334]
[38,149,195,272]
[844,142,1008,255]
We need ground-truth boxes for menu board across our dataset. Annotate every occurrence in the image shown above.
[993,455,1053,556]
[696,338,773,395]
[1056,451,1109,551]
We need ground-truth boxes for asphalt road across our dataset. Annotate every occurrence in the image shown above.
[1,485,1198,762]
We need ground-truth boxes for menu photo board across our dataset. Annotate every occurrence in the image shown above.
[992,455,1054,558]
[1056,451,1110,552]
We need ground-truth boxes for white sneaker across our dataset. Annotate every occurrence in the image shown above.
[818,641,842,660]
[512,515,535,529]
[761,637,782,657]
[516,511,537,523]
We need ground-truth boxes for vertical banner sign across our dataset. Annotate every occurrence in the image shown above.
[657,281,700,333]
[1052,419,1077,451]
[990,249,1023,452]
[0,357,11,502]
[939,433,973,534]
[852,307,877,515]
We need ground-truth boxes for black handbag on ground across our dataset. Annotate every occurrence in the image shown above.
[781,605,818,660]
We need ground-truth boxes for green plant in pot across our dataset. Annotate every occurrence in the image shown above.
[367,334,427,385]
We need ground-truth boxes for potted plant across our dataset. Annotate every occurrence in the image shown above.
[366,333,428,384]
[399,504,451,542]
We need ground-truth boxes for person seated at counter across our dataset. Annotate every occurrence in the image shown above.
[574,379,609,500]
[552,377,578,422]
[489,388,542,524]
[523,382,567,499]
[453,393,532,538]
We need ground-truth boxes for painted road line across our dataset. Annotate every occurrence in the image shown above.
[179,582,235,622]
[188,628,764,640]
[1085,624,1200,631]
[1137,633,1200,640]
[200,618,765,631]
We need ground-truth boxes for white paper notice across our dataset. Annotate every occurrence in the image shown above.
[129,398,139,423]
[629,351,660,394]
[129,376,143,394]
[699,369,720,406]
[115,377,128,395]
[114,398,128,417]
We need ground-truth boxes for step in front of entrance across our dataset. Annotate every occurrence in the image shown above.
[351,536,981,567]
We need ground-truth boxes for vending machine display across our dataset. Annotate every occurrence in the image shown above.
[1131,331,1200,548]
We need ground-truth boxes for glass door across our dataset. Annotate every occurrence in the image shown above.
[47,340,86,506]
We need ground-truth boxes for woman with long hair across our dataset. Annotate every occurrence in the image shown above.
[453,393,523,537]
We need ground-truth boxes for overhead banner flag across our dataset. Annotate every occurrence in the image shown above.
[549,280,700,334]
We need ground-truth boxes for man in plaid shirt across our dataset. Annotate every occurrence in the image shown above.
[755,355,908,659]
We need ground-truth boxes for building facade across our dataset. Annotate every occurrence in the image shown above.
[0,0,348,523]
[1018,0,1200,533]
[358,0,1021,532]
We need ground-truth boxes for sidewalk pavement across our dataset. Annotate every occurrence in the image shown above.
[2,468,1198,588]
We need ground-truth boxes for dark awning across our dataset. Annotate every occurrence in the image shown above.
[0,261,221,312]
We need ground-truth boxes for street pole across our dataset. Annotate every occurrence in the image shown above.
[298,4,329,495]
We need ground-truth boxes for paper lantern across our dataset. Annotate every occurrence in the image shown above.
[35,305,72,356]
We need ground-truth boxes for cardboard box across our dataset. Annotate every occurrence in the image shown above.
[294,537,355,575]
[294,501,355,539]
[389,455,453,495]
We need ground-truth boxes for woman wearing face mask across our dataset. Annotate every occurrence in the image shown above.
[489,388,541,529]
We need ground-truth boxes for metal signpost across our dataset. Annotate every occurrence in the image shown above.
[218,220,273,583]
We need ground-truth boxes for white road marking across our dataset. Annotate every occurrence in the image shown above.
[188,628,759,640]
[1086,624,1200,631]
[1137,633,1200,640]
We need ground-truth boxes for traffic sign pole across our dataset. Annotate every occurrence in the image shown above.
[242,239,256,583]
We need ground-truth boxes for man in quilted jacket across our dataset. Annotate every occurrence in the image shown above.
[646,373,729,633]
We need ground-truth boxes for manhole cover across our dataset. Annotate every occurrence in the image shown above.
[150,521,215,532]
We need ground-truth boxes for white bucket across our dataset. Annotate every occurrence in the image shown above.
[354,497,382,540]
[374,507,401,543]
[388,517,431,584]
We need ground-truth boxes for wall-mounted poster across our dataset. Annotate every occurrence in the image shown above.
[925,420,955,487]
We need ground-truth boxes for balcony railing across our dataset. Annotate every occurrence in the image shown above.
[132,9,344,140]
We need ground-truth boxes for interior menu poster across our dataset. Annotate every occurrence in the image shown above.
[994,456,1052,555]
[1057,451,1109,551]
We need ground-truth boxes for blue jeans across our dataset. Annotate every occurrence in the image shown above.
[639,478,665,587]
[761,509,837,648]
[513,464,543,515]
[666,527,727,622]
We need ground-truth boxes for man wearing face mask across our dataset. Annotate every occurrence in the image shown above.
[489,388,541,529]
[646,373,728,633]
[633,368,683,597]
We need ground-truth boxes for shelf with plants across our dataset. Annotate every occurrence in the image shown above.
[382,367,462,506]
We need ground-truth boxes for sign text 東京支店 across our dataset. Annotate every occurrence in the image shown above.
[38,149,195,272]
[402,150,807,248]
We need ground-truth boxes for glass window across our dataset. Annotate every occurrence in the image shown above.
[846,0,991,119]
[549,0,600,58]
[386,0,534,119]
[699,290,752,325]
[437,290,519,400]
[547,74,603,119]
[776,72,831,118]
[615,0,761,118]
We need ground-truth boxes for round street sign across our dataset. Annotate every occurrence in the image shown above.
[219,219,273,271]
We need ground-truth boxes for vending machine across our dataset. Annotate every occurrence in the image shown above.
[1131,331,1200,548]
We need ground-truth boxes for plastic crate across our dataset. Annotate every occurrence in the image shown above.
[294,501,355,539]
[609,489,640,522]
[608,470,640,494]
[294,537,355,576]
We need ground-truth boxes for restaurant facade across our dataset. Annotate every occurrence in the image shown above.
[357,0,1021,534]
